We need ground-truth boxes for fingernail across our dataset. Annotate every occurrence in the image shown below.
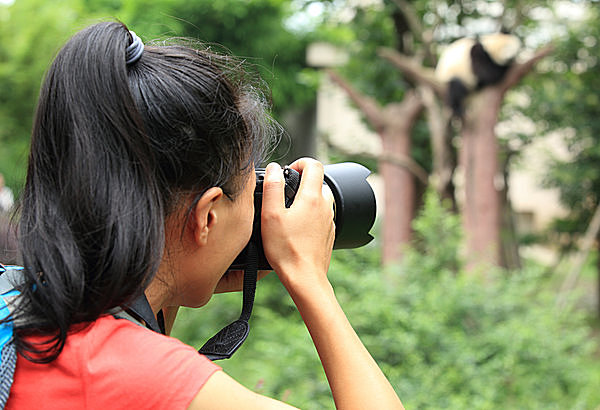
[265,163,283,182]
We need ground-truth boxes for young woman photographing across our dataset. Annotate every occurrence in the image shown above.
[3,21,403,409]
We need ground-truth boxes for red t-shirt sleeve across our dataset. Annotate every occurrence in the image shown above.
[7,315,220,410]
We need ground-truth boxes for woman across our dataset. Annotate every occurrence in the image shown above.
[4,21,402,409]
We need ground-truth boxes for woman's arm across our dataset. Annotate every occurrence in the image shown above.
[260,159,404,409]
[188,371,298,409]
[188,159,402,409]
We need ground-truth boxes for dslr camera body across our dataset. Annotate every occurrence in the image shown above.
[231,162,377,270]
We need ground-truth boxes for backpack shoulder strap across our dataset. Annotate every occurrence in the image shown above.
[0,288,19,409]
[110,308,146,328]
[110,294,165,335]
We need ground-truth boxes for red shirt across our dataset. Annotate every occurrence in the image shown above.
[6,315,220,409]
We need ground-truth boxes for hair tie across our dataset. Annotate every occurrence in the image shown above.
[125,31,144,65]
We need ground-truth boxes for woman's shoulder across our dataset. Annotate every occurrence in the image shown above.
[84,314,212,365]
[83,315,222,395]
[83,313,171,344]
[8,315,220,410]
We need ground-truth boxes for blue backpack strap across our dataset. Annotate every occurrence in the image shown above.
[0,291,18,408]
[0,264,22,408]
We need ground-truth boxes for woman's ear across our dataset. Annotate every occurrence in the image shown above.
[190,187,223,246]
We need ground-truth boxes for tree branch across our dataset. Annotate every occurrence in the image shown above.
[377,47,444,97]
[325,137,429,185]
[501,45,554,92]
[391,0,424,43]
[391,0,436,64]
[379,151,429,185]
[325,69,386,133]
[387,89,424,126]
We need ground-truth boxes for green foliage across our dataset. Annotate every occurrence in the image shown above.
[522,4,600,245]
[173,191,600,408]
[337,2,408,105]
[0,0,87,192]
[168,0,317,115]
[410,190,463,271]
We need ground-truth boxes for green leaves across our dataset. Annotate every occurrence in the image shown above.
[525,6,600,245]
[0,0,85,191]
[169,0,317,114]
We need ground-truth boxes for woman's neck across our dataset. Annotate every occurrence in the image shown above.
[144,272,173,316]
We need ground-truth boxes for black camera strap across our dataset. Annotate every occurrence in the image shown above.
[123,294,165,334]
[198,240,258,361]
[124,241,258,361]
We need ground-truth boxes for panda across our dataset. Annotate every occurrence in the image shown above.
[434,32,521,117]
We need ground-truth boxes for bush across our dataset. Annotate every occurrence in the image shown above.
[172,191,600,408]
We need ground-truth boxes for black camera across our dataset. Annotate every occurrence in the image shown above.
[230,162,377,270]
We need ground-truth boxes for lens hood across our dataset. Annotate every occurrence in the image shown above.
[324,163,376,249]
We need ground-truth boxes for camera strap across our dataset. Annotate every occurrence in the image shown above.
[197,240,258,361]
[123,294,165,334]
[123,241,258,361]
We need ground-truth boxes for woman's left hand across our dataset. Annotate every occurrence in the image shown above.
[213,270,271,293]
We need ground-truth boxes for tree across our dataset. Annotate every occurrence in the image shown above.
[318,0,554,267]
[523,4,600,313]
[458,46,553,266]
[319,1,432,264]
[326,70,425,263]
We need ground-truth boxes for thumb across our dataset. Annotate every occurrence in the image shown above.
[261,163,285,212]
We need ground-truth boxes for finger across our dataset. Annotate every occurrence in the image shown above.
[261,162,285,212]
[290,158,324,198]
[288,157,311,172]
[322,184,334,205]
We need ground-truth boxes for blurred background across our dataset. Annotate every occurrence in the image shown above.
[1,0,599,408]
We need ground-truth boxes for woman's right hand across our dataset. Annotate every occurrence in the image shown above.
[259,159,403,409]
[260,159,335,295]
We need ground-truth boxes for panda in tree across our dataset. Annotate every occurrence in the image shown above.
[434,32,522,118]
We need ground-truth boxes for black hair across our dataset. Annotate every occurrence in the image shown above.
[10,21,276,362]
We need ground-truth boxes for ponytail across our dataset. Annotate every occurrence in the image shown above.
[16,22,163,362]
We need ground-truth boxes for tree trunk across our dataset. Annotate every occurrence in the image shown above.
[380,93,423,264]
[421,86,457,210]
[380,135,413,262]
[326,70,424,265]
[499,151,521,270]
[381,124,413,263]
[461,89,504,267]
